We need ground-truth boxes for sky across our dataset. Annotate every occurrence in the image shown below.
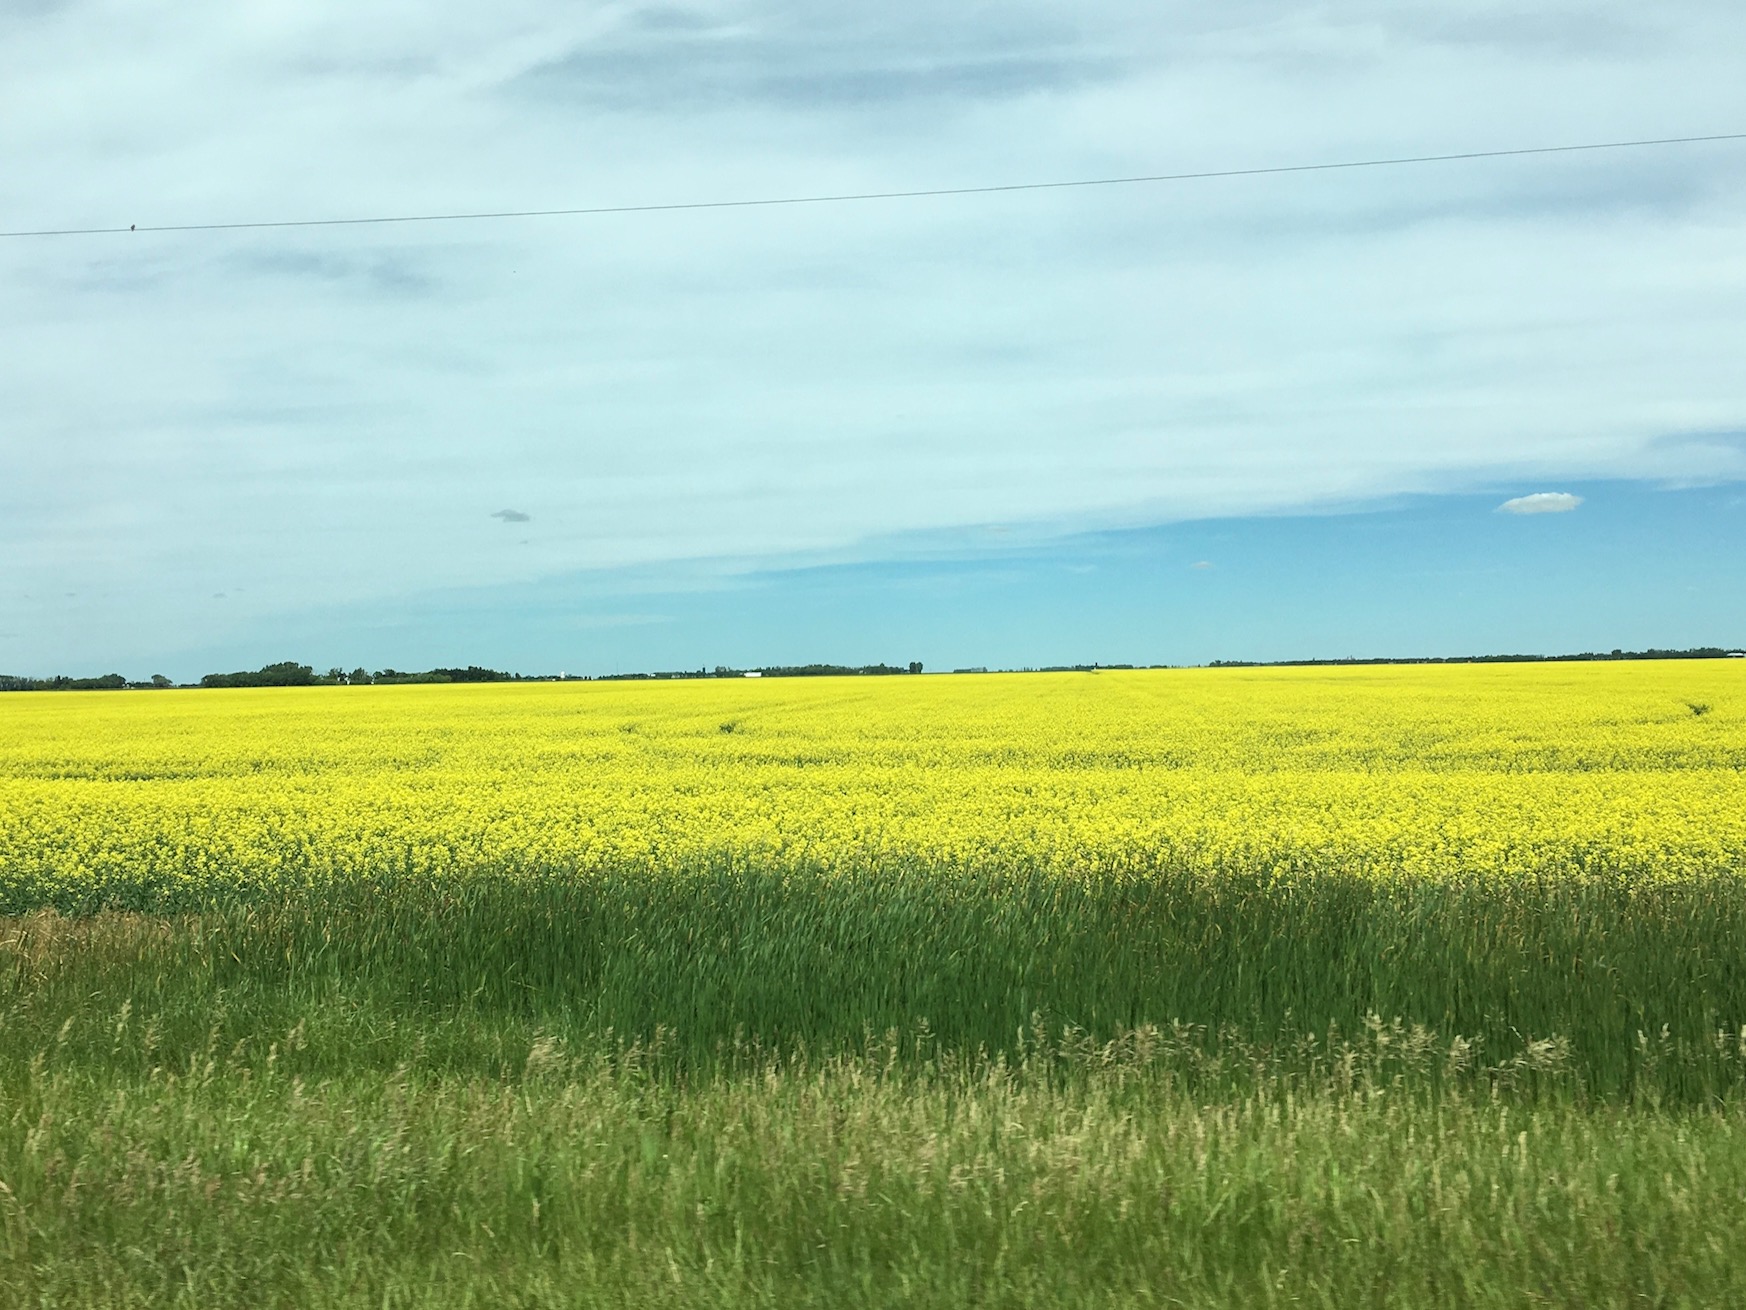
[3,1,1744,679]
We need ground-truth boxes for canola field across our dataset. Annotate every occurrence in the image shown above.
[1,661,1743,910]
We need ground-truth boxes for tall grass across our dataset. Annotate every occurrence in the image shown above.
[8,864,1746,1099]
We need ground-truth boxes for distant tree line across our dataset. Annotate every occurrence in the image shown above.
[199,662,319,688]
[1,673,173,691]
[1010,664,1140,673]
[2,672,127,691]
[1206,648,1742,668]
[10,646,1739,692]
[200,663,522,688]
[1,662,523,691]
[598,662,924,681]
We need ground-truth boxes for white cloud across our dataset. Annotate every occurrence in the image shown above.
[1,1,1744,668]
[1497,492,1584,514]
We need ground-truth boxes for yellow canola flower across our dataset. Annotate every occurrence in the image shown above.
[0,662,1742,905]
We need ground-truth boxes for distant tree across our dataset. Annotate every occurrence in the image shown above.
[28,673,128,689]
[150,674,172,689]
[370,669,452,685]
[199,661,316,688]
[259,662,315,686]
[908,661,923,674]
[351,668,371,685]
[428,666,512,683]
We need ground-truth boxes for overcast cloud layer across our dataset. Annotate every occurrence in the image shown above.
[3,0,1745,670]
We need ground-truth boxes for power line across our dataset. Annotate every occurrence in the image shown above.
[4,131,1743,240]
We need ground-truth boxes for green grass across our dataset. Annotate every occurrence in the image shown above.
[6,870,1746,1306]
[4,994,1745,1307]
[9,865,1744,1097]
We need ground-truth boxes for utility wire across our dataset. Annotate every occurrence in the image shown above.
[4,132,1743,239]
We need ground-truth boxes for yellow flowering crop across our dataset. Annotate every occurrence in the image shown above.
[1,662,1742,906]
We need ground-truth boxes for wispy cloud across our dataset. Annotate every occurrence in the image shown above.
[1497,492,1583,515]
[231,248,439,298]
[513,6,1112,112]
[491,509,531,523]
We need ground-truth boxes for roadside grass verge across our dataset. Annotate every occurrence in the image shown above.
[3,1001,1744,1309]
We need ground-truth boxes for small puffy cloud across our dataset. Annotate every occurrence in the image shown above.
[1497,492,1582,515]
[491,509,531,523]
[1189,560,1214,569]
